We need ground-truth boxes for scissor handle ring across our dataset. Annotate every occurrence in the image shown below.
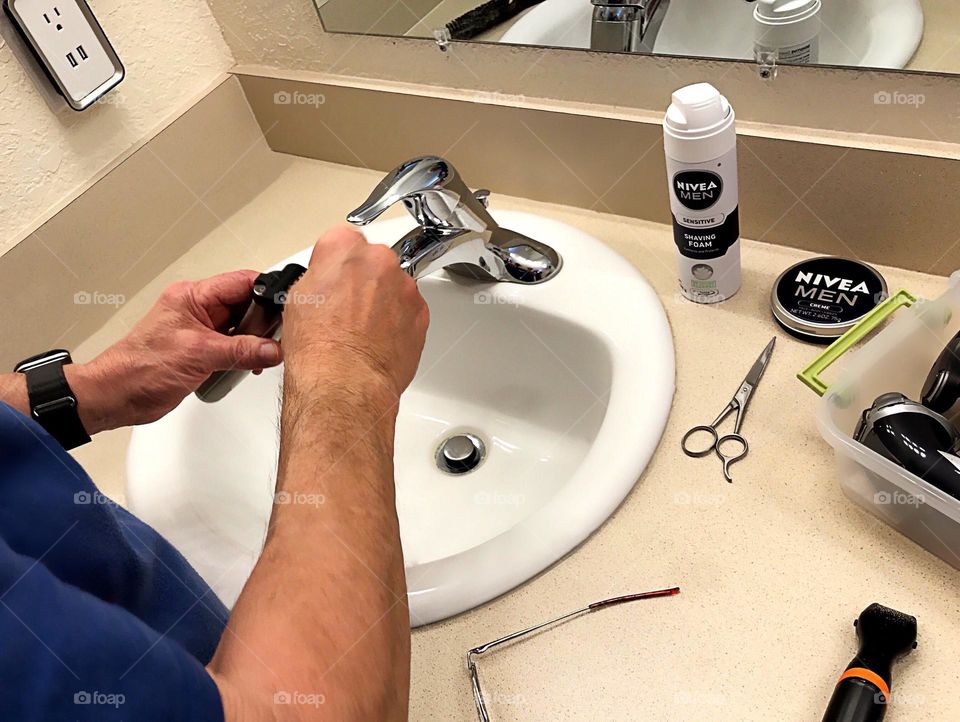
[716,433,749,482]
[681,425,719,458]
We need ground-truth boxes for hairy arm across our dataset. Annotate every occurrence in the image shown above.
[211,366,409,721]
[208,228,428,722]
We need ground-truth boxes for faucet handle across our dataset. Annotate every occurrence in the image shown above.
[347,156,494,233]
[347,157,443,225]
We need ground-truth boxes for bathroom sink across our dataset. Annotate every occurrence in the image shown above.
[125,210,675,625]
[500,0,923,70]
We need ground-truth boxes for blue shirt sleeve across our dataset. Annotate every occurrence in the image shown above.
[0,402,227,721]
[0,535,225,721]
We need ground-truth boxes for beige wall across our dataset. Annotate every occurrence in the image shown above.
[0,0,233,254]
[320,0,444,36]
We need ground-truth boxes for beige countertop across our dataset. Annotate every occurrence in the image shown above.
[71,156,960,721]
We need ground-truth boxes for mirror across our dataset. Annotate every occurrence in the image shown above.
[317,1,952,74]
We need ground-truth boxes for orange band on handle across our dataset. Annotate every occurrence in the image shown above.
[837,667,890,700]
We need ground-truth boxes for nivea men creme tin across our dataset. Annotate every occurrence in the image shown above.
[771,256,887,343]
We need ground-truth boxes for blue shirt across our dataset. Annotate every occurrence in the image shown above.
[0,402,226,721]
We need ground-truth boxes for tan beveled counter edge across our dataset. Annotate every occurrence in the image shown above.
[235,70,960,278]
[232,64,960,161]
[0,74,236,259]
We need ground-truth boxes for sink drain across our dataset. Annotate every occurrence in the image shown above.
[436,433,486,475]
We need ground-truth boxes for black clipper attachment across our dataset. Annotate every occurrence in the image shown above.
[821,603,917,722]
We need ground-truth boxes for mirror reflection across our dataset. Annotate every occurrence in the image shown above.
[317,0,952,73]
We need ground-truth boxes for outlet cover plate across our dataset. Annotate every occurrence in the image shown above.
[3,0,124,111]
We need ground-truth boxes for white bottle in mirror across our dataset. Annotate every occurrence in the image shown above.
[663,83,740,304]
[754,0,822,65]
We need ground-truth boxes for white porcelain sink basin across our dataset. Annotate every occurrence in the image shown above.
[501,0,923,70]
[125,210,675,626]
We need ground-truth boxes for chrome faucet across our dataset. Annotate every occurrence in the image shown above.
[347,157,562,284]
[590,0,669,53]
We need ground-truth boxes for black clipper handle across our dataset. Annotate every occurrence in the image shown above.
[195,264,307,403]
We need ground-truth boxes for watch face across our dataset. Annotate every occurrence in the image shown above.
[14,349,72,373]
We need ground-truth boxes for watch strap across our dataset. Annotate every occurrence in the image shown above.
[16,353,91,450]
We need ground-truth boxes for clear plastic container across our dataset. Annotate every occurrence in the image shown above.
[816,273,960,569]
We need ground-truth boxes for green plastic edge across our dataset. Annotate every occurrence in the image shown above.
[797,289,918,397]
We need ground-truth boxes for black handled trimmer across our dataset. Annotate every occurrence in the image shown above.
[821,603,917,722]
[195,263,307,403]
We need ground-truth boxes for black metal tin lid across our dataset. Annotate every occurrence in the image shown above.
[771,256,887,343]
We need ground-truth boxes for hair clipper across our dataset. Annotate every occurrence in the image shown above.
[854,392,960,500]
[195,263,306,403]
[821,603,917,722]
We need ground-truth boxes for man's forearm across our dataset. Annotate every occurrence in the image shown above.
[209,367,410,721]
[0,374,28,417]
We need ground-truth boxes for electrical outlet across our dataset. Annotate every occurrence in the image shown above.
[3,0,123,111]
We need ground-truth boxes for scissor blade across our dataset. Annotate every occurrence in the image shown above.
[744,337,776,387]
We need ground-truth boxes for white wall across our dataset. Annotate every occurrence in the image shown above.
[0,0,233,252]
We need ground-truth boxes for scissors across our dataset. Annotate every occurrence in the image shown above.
[681,337,776,482]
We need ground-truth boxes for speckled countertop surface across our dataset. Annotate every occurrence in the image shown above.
[72,157,960,721]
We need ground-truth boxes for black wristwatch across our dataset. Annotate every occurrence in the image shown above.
[14,350,91,450]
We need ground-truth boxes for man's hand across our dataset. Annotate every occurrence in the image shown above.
[209,227,428,722]
[68,270,283,434]
[282,225,430,407]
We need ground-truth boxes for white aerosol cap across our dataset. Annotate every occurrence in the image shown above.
[664,83,736,163]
